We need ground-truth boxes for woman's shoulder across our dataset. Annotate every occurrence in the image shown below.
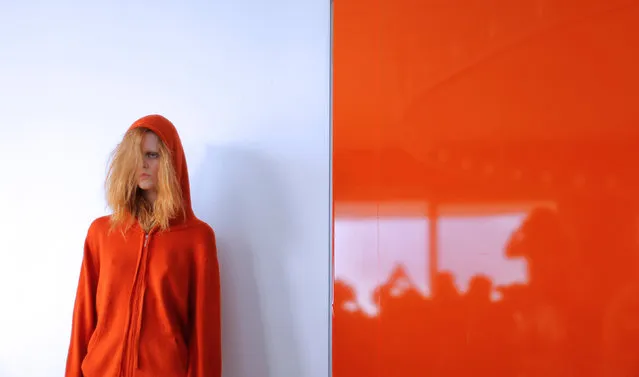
[83,215,113,242]
[179,218,217,254]
[180,215,212,233]
[184,217,216,241]
[88,215,111,233]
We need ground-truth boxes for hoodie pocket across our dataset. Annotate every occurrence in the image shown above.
[171,334,189,372]
[139,329,189,375]
[81,325,112,377]
[86,325,104,353]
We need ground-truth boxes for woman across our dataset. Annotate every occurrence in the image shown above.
[65,115,221,377]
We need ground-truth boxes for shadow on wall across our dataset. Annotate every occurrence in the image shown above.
[190,144,301,377]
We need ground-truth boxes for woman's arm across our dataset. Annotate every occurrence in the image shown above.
[65,232,99,377]
[187,226,222,377]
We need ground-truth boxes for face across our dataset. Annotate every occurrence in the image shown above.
[138,131,161,192]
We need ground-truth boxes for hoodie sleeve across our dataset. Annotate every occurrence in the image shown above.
[187,227,222,377]
[65,232,99,377]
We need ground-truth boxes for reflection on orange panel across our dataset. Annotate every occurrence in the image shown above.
[333,0,639,376]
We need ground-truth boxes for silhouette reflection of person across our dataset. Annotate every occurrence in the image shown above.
[505,207,572,377]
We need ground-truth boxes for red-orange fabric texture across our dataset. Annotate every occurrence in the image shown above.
[65,115,222,377]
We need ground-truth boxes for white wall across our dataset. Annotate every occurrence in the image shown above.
[0,2,331,377]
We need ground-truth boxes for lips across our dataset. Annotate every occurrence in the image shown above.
[140,174,151,179]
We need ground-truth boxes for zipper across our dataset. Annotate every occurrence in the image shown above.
[122,232,150,377]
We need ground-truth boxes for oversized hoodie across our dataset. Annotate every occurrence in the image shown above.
[65,115,221,377]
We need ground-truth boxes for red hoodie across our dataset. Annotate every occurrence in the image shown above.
[65,115,222,377]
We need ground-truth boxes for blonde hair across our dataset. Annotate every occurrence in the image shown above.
[105,127,185,232]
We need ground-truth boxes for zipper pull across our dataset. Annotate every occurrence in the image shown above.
[144,233,149,247]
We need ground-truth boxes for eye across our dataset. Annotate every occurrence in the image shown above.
[146,152,159,159]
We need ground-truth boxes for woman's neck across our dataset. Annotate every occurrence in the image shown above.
[143,189,157,205]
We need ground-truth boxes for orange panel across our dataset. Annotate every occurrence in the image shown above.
[333,0,639,376]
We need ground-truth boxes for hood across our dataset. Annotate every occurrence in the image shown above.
[128,114,195,221]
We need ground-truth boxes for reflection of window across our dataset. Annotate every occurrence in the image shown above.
[439,214,527,300]
[334,216,429,316]
[334,201,553,315]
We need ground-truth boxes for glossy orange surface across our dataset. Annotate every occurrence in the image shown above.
[332,0,639,376]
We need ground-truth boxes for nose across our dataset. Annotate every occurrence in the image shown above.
[142,158,149,169]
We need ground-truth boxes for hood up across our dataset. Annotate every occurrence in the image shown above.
[128,114,195,222]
